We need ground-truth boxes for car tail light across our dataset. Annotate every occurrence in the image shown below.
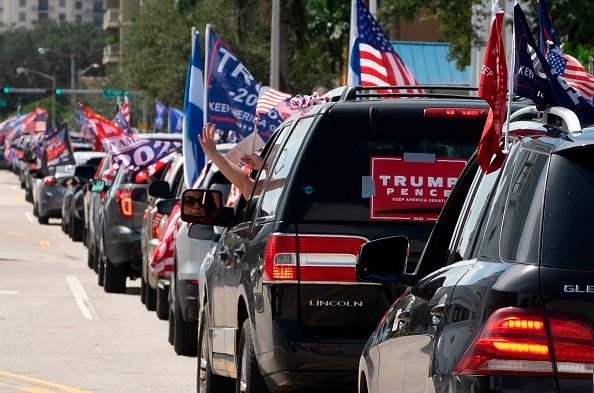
[453,307,594,378]
[115,189,133,218]
[16,150,24,159]
[423,108,488,119]
[152,212,163,239]
[262,234,367,282]
[43,177,57,186]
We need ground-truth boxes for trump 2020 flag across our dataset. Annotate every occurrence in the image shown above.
[538,0,558,55]
[205,25,259,138]
[348,0,422,93]
[477,1,507,174]
[183,29,205,188]
[513,2,594,122]
[168,107,184,134]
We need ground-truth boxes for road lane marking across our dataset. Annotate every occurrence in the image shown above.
[65,275,96,320]
[39,240,50,248]
[0,370,92,393]
[24,212,34,223]
[0,290,19,295]
[6,232,29,238]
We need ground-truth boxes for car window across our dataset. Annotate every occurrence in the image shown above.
[542,148,594,270]
[291,112,482,222]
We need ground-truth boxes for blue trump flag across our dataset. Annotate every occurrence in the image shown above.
[538,0,558,55]
[183,29,205,188]
[205,26,259,139]
[168,107,183,134]
[155,99,168,131]
[513,3,594,122]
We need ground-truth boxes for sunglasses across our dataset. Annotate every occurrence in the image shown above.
[184,196,201,207]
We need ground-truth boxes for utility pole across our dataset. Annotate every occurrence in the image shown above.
[270,0,280,89]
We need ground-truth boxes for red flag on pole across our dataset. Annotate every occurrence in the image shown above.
[477,1,508,173]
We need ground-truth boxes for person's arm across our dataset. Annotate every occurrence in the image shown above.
[198,123,255,199]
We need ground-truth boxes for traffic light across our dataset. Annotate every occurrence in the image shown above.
[2,87,9,93]
[55,88,62,95]
[45,88,63,95]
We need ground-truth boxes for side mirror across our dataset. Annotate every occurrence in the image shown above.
[180,189,227,225]
[157,198,179,215]
[29,168,39,176]
[356,236,409,284]
[148,180,170,198]
[89,178,105,193]
[188,224,215,240]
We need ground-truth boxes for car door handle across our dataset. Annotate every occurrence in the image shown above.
[218,246,229,261]
[430,303,445,324]
[234,243,246,259]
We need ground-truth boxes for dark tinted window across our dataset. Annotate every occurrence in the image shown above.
[542,149,594,270]
[291,112,482,222]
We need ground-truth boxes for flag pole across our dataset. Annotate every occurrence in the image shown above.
[204,25,210,133]
[503,1,517,154]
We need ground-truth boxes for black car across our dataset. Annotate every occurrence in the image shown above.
[356,104,594,392]
[181,85,523,393]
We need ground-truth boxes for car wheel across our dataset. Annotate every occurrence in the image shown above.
[71,216,84,242]
[87,245,95,270]
[156,285,169,320]
[33,202,38,217]
[38,214,49,225]
[140,269,147,305]
[145,283,157,311]
[92,243,100,274]
[197,304,234,393]
[237,319,268,393]
[168,308,175,346]
[97,256,105,287]
[174,297,198,356]
[103,257,127,294]
[25,188,33,203]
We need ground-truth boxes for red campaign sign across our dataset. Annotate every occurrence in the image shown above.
[370,157,467,222]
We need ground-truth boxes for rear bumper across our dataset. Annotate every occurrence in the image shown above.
[176,279,198,322]
[104,226,141,268]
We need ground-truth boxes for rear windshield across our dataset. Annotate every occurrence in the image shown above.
[291,112,484,222]
[542,149,594,270]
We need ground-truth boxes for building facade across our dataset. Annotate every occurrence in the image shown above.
[0,0,105,30]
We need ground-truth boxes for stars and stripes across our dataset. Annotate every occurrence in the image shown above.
[255,87,292,117]
[348,0,423,93]
[119,96,130,127]
[546,44,594,101]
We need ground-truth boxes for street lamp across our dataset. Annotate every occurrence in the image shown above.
[38,47,76,89]
[77,63,101,80]
[17,67,56,129]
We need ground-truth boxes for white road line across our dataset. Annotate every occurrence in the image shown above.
[0,290,19,295]
[65,275,95,320]
[24,211,34,223]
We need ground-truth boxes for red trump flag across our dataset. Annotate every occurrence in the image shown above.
[477,1,508,173]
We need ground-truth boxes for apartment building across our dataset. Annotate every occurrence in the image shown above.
[0,0,105,30]
[102,0,139,74]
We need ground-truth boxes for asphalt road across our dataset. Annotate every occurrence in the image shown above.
[0,168,196,393]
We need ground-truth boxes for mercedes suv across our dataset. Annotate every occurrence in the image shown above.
[356,105,594,392]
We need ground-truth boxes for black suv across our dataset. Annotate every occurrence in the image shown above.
[183,85,523,393]
[356,105,594,392]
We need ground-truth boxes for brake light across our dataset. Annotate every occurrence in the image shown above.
[43,177,57,186]
[115,189,133,218]
[262,234,367,282]
[424,108,487,118]
[152,212,163,239]
[453,307,594,378]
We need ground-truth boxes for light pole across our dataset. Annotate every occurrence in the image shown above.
[16,67,56,129]
[77,63,101,80]
[38,47,76,89]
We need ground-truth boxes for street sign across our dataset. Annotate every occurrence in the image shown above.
[103,89,127,98]
[0,100,6,108]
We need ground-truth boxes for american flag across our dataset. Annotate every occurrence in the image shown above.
[119,96,130,127]
[546,47,594,100]
[149,203,181,276]
[24,108,47,134]
[255,87,292,117]
[348,0,422,93]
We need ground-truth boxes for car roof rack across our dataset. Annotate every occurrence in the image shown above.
[327,85,482,102]
[508,105,582,134]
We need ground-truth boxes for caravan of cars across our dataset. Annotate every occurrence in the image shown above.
[5,84,593,393]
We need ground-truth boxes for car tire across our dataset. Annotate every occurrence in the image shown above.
[92,243,100,274]
[197,304,234,393]
[237,319,268,393]
[103,257,127,294]
[97,256,105,287]
[71,216,84,242]
[87,245,94,270]
[156,286,169,320]
[33,202,38,217]
[38,214,49,225]
[145,284,157,311]
[168,309,175,346]
[174,298,198,356]
[25,188,33,203]
[140,270,147,305]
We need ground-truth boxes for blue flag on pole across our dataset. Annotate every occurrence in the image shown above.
[168,107,183,134]
[205,26,259,139]
[182,30,205,187]
[538,0,558,55]
[513,2,594,122]
[155,99,168,131]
